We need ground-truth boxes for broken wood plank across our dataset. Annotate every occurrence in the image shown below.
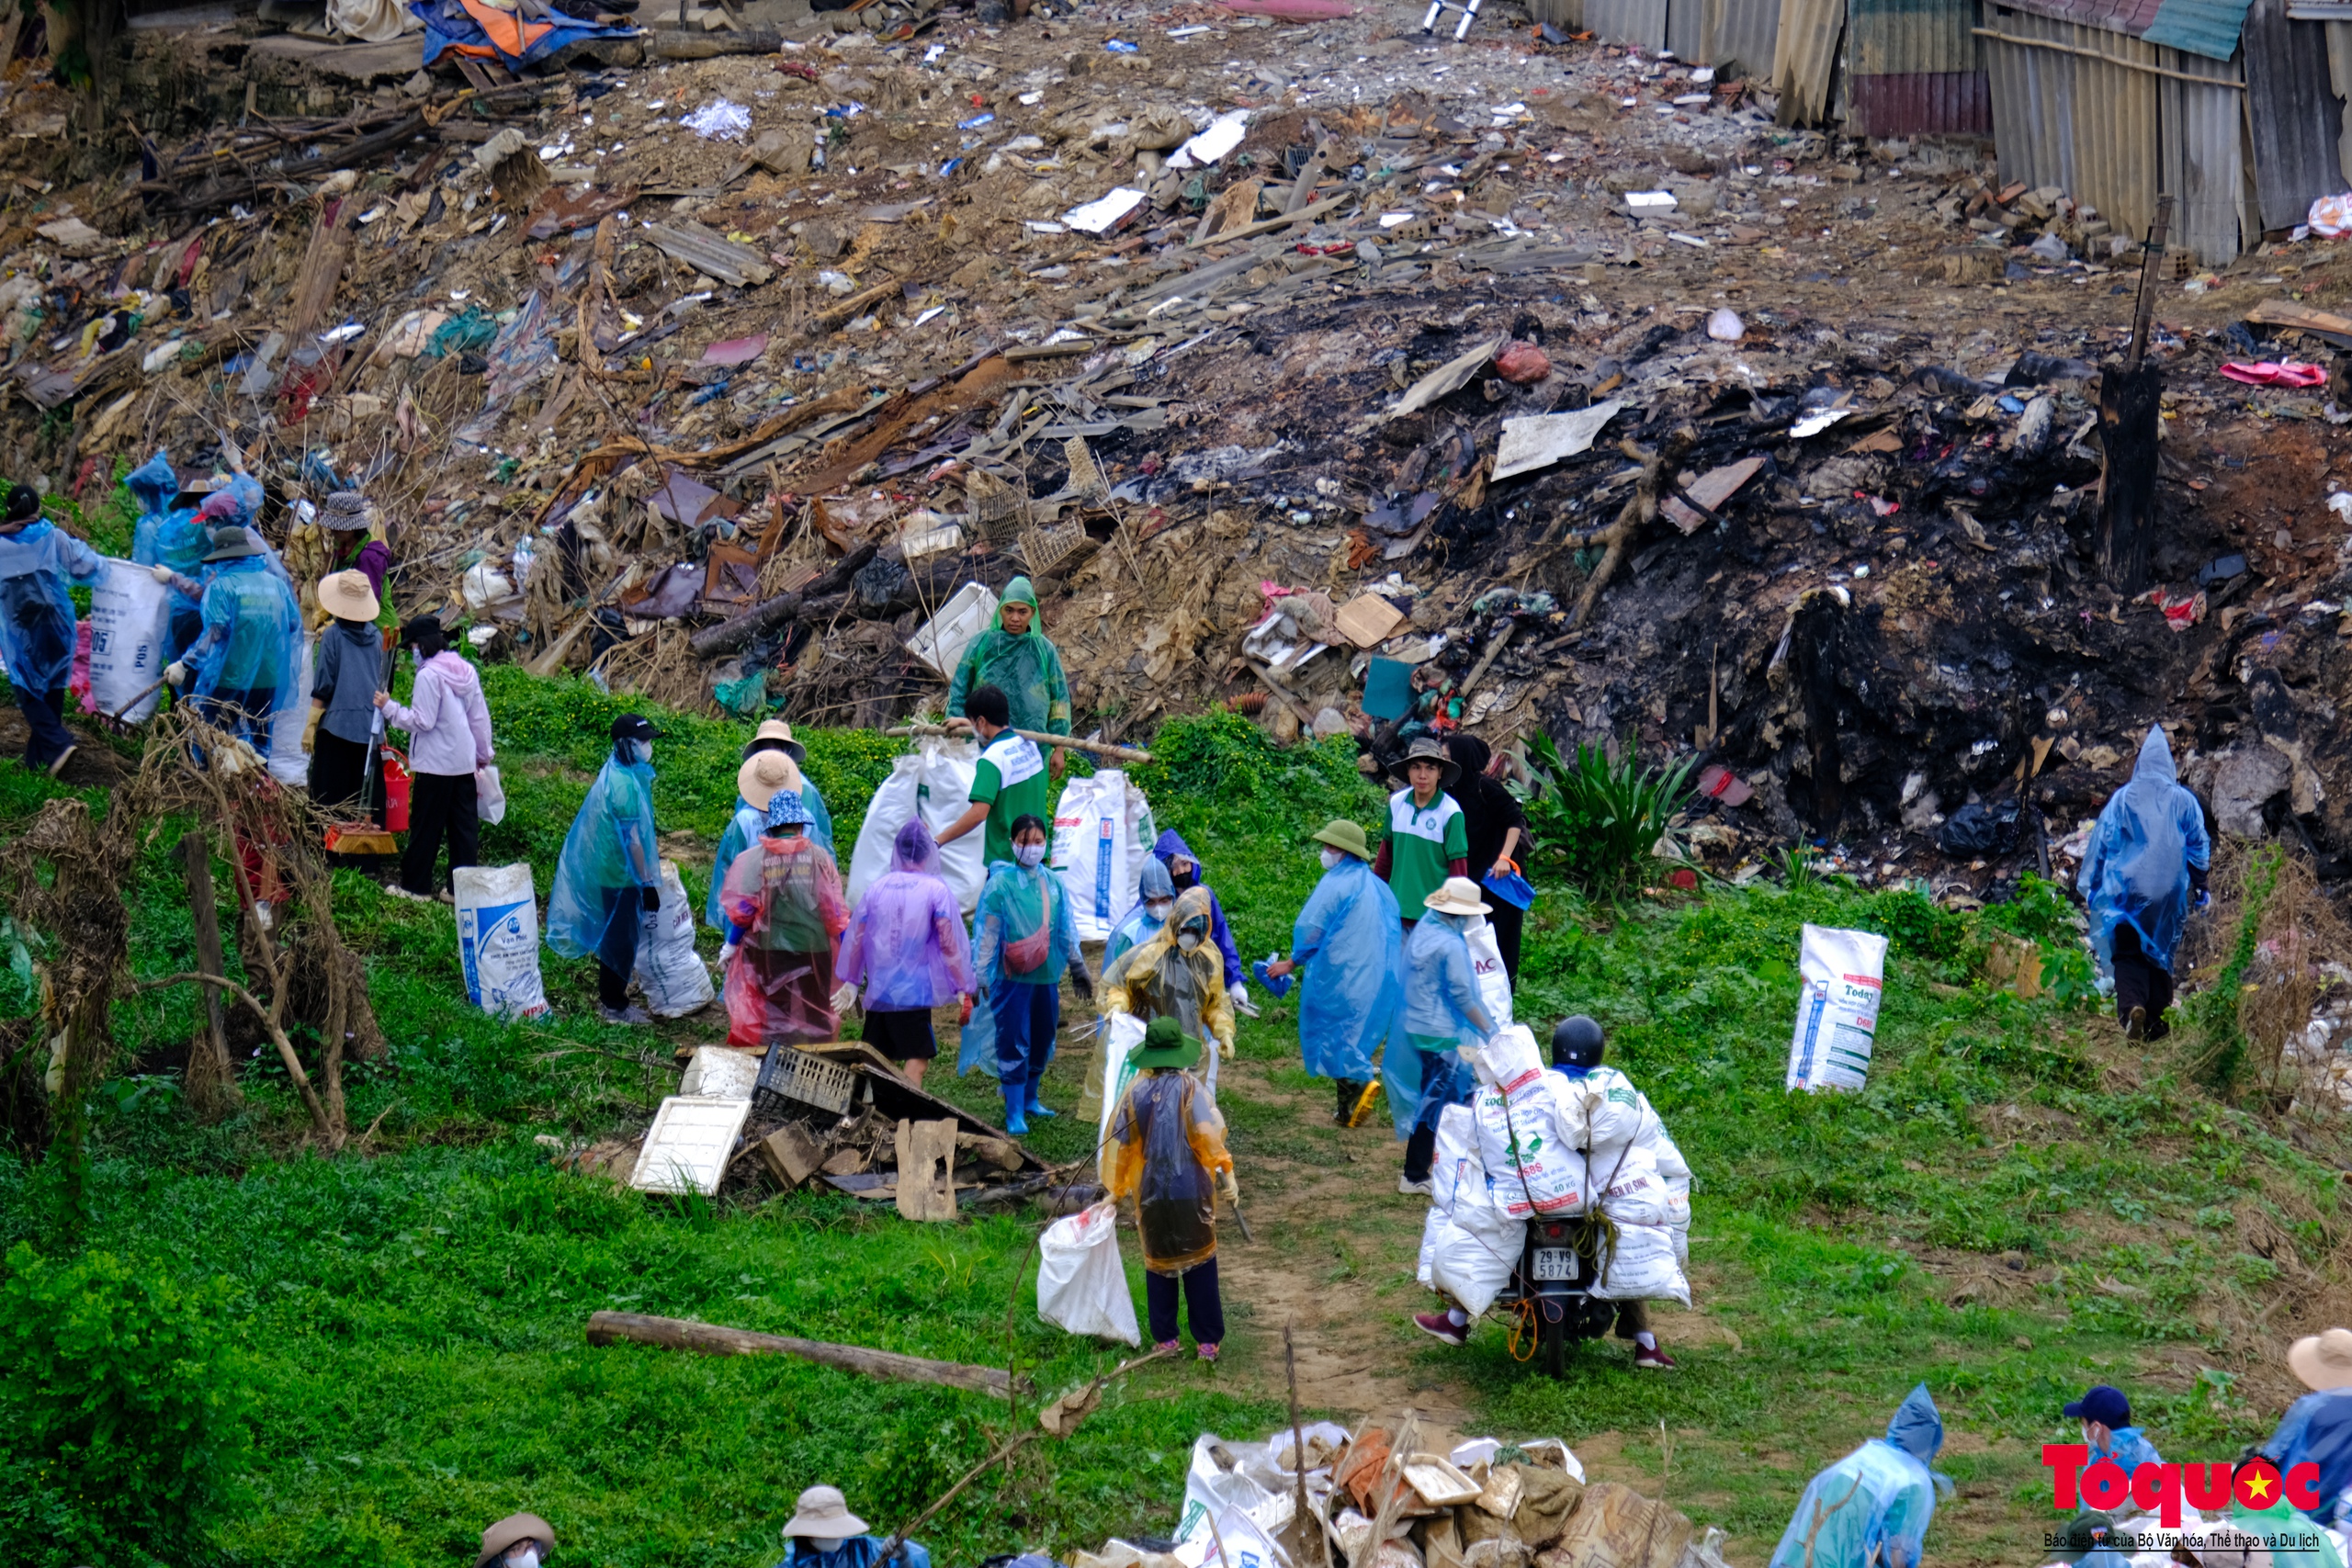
[894,1118,960,1223]
[584,1311,1019,1395]
[2245,297,2352,346]
[1185,189,1356,249]
[756,1122,825,1188]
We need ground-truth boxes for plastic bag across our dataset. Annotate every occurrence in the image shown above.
[87,558,171,723]
[914,738,986,913]
[1465,914,1513,1027]
[1590,1220,1690,1306]
[1176,1435,1284,1547]
[1051,768,1155,942]
[2312,192,2352,239]
[846,753,926,907]
[1483,863,1536,910]
[266,634,312,786]
[1472,1026,1585,1218]
[1035,1200,1140,1345]
[452,863,550,1021]
[1091,1011,1148,1183]
[1786,924,1888,1092]
[475,765,506,827]
[634,860,715,1018]
[1429,1190,1526,1319]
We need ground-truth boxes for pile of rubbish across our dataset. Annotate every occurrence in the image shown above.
[558,1042,1051,1216]
[1075,1422,1717,1568]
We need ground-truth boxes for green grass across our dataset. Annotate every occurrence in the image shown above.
[0,677,2341,1565]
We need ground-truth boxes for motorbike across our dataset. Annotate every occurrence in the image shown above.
[1488,1213,1620,1376]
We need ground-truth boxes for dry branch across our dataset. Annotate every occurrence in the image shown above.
[584,1310,1020,1395]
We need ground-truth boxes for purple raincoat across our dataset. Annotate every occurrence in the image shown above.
[836,820,978,1010]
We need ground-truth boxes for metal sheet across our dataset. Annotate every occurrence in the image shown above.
[1773,0,1848,120]
[2142,0,2257,55]
[1702,0,1782,73]
[1849,69,1994,131]
[1996,0,2164,37]
[2242,0,2343,229]
[1850,0,1981,73]
[1529,0,1588,27]
[1588,0,1670,47]
[1983,6,2248,262]
[1669,0,1710,59]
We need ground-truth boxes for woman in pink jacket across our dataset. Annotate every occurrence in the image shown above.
[373,615,496,903]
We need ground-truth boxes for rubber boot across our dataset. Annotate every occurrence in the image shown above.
[1003,1087,1029,1137]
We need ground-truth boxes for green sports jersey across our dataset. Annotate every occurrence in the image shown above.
[1385,786,1465,916]
[970,730,1050,869]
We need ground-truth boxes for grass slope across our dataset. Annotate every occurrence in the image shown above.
[0,677,2343,1567]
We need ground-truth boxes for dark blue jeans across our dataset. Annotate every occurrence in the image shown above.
[1403,1048,1465,1182]
[991,980,1058,1108]
[198,687,277,758]
[17,686,72,768]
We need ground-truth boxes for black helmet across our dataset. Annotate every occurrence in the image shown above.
[1551,1015,1605,1069]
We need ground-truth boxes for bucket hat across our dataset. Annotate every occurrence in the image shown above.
[763,788,814,830]
[1423,876,1492,918]
[317,569,379,623]
[1388,734,1461,789]
[746,717,808,763]
[320,491,375,531]
[783,1485,868,1540]
[738,750,803,812]
[476,1511,555,1568]
[1311,818,1371,861]
[2291,1328,2352,1392]
[1130,1015,1202,1069]
[202,525,266,562]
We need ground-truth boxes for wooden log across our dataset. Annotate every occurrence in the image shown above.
[643,25,787,57]
[886,723,1151,765]
[687,542,877,658]
[584,1310,1016,1396]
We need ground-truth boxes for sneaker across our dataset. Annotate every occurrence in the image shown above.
[1197,1342,1219,1362]
[2124,1006,2147,1041]
[45,745,75,778]
[1413,1312,1469,1346]
[1155,1339,1182,1353]
[1397,1174,1434,1197]
[1634,1343,1679,1371]
[435,889,456,906]
[599,1004,653,1026]
[385,886,434,903]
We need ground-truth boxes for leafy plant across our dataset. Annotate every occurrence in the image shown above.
[2188,844,2283,1096]
[1520,734,1696,898]
[0,1244,255,1567]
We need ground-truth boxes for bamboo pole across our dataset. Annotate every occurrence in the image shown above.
[584,1311,1019,1396]
[887,723,1152,765]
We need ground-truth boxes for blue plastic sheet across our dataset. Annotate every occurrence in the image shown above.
[187,558,298,703]
[547,747,659,960]
[0,520,102,695]
[2078,727,2211,973]
[2263,1390,2352,1526]
[410,0,638,68]
[1291,855,1401,1082]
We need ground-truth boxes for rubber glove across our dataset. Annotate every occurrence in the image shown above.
[1217,1168,1239,1205]
[1227,980,1249,1011]
[718,941,739,967]
[150,563,175,584]
[831,981,859,1014]
[164,661,189,687]
[1219,1033,1235,1060]
[301,708,322,752]
[958,994,973,1025]
[1069,964,1094,1003]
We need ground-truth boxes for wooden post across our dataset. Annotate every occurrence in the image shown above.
[2098,195,2173,594]
[179,830,239,1118]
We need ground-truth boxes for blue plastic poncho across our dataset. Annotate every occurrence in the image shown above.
[1768,1385,1951,1568]
[1152,828,1245,987]
[188,557,299,702]
[547,746,660,960]
[1105,859,1176,974]
[2078,727,2211,974]
[1380,912,1494,1138]
[0,520,101,697]
[774,1533,932,1568]
[706,773,834,928]
[1292,854,1402,1082]
[2263,1390,2352,1527]
[2087,1426,2161,1472]
[959,858,1081,1076]
[126,455,206,661]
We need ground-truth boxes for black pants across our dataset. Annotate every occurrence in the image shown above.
[1489,899,1525,988]
[17,685,72,768]
[1146,1258,1226,1346]
[1613,1301,1651,1338]
[2112,923,2174,1040]
[308,728,382,817]
[401,770,480,896]
[598,884,647,1009]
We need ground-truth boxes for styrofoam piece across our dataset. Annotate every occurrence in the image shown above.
[1169,111,1250,169]
[678,1046,760,1099]
[906,581,1000,676]
[628,1095,753,1196]
[1065,187,1148,233]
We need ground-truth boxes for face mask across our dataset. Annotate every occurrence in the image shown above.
[509,1549,542,1568]
[1146,901,1173,920]
[1320,847,1345,870]
[1014,843,1046,868]
[1177,931,1203,952]
[635,743,654,767]
[1171,863,1198,889]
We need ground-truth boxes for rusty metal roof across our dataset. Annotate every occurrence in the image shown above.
[1996,0,2252,57]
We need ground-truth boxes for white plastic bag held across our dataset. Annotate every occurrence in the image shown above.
[1035,1199,1139,1345]
[474,765,506,827]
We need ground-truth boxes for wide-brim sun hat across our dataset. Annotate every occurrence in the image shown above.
[1423,876,1492,918]
[2291,1327,2352,1392]
[476,1512,556,1568]
[317,570,379,623]
[202,525,266,562]
[1130,1015,1203,1069]
[747,717,807,763]
[1311,818,1371,861]
[1388,734,1461,789]
[783,1485,867,1540]
[738,750,802,811]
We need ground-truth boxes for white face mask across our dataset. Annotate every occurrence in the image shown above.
[636,743,654,767]
[1177,931,1203,952]
[1014,843,1046,868]
[1146,901,1173,920]
[509,1548,543,1568]
[1320,847,1345,870]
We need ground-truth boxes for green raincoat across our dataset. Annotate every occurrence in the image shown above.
[945,576,1070,734]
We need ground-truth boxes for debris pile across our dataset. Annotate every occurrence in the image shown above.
[1076,1422,1718,1568]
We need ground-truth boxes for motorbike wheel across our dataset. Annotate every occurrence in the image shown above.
[1541,1306,1568,1378]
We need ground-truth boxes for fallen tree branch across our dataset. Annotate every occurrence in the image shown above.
[583,1310,1022,1396]
[687,541,878,658]
[133,969,339,1147]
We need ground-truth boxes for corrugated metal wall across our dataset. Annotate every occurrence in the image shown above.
[1846,0,1992,131]
[1982,5,2250,261]
[1849,71,1993,131]
[2242,0,2342,230]
[1701,0,1783,73]
[1527,0,1588,28]
[1774,0,1848,119]
[1588,0,1671,47]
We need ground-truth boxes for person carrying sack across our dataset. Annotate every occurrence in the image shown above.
[1261,819,1402,1124]
[1108,1016,1237,1361]
[1395,877,1497,1196]
[548,715,664,1025]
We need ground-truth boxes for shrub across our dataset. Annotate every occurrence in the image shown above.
[0,1244,254,1567]
[1521,734,1695,898]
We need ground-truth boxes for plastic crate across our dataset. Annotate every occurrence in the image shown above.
[755,1043,856,1114]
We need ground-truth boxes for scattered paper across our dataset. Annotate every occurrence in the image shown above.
[680,99,752,141]
[1791,409,1851,437]
[1624,190,1677,209]
[699,334,769,367]
[1385,333,1505,422]
[1493,398,1627,479]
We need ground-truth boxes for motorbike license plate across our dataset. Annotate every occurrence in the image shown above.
[1532,1247,1578,1281]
